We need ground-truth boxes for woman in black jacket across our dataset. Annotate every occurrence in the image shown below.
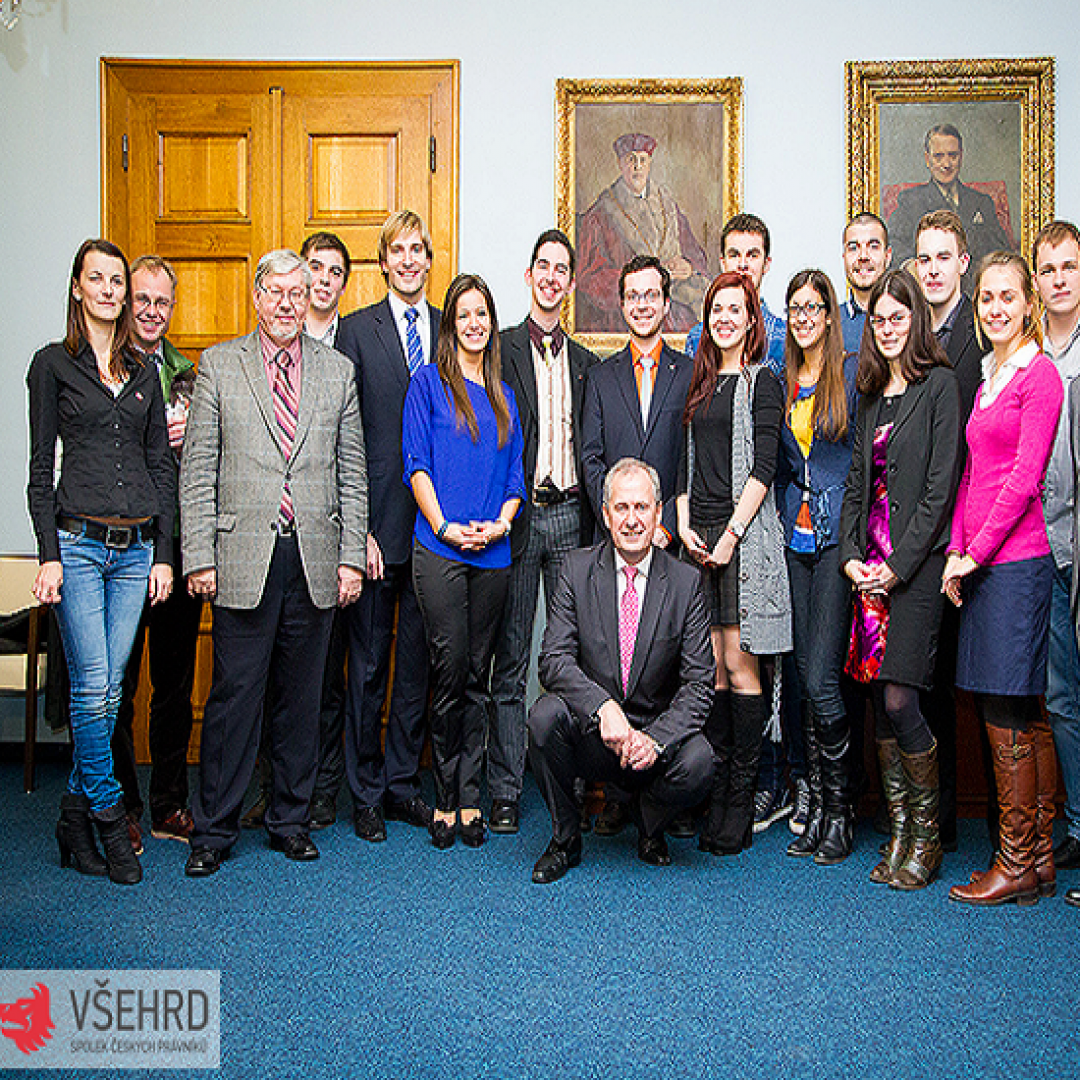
[839,270,961,891]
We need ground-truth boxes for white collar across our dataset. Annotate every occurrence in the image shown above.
[980,340,1040,407]
[388,291,427,326]
[615,547,654,582]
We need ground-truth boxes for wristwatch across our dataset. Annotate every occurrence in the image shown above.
[726,519,748,541]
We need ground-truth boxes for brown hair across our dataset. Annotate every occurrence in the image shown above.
[974,250,1042,352]
[683,271,765,424]
[130,254,178,291]
[1032,220,1080,269]
[378,210,433,274]
[65,238,136,383]
[783,270,849,440]
[857,269,947,396]
[434,274,512,447]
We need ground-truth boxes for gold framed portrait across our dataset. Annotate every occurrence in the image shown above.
[846,58,1054,282]
[556,78,743,354]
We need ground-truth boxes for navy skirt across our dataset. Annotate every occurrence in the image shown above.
[955,556,1053,695]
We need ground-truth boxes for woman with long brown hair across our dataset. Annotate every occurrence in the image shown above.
[676,270,791,855]
[839,268,960,891]
[946,251,1062,906]
[403,273,525,849]
[28,238,175,885]
[775,269,859,864]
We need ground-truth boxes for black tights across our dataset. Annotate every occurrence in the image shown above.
[973,693,1041,732]
[871,682,934,755]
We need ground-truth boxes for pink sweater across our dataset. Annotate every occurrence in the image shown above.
[949,348,1062,567]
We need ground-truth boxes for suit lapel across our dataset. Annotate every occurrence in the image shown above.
[291,336,322,456]
[625,552,667,699]
[644,345,679,444]
[891,377,929,440]
[592,543,622,697]
[373,299,410,390]
[613,349,646,441]
[238,334,283,457]
[506,325,539,431]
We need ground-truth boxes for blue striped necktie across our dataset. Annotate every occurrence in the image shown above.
[404,306,424,375]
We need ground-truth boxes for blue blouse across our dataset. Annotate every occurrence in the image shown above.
[402,363,526,569]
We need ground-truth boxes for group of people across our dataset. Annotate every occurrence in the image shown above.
[27,202,1080,912]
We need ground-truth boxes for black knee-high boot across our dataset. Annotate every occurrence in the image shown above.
[705,692,766,855]
[814,717,854,865]
[699,690,732,854]
[788,705,824,857]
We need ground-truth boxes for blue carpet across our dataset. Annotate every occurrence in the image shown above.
[2,761,1079,1079]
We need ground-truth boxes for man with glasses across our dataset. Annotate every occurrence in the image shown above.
[180,249,367,877]
[112,256,200,851]
[580,254,693,835]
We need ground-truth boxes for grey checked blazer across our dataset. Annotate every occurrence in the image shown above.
[180,331,367,610]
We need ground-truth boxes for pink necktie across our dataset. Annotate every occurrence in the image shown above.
[619,565,640,693]
[272,350,298,526]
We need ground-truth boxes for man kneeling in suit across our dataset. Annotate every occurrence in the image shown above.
[528,458,714,882]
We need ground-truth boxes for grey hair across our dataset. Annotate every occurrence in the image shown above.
[254,249,311,292]
[602,457,662,506]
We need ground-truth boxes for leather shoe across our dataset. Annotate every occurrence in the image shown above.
[151,808,194,843]
[1066,886,1080,908]
[594,798,631,836]
[532,835,583,884]
[309,793,337,831]
[489,799,519,834]
[666,811,697,839]
[353,805,387,843]
[638,834,672,867]
[269,832,319,861]
[459,814,487,848]
[1053,834,1080,869]
[185,846,225,877]
[429,816,456,850]
[385,796,433,829]
[127,813,144,857]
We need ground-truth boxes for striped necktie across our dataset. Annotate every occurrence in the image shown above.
[272,350,298,526]
[404,306,424,375]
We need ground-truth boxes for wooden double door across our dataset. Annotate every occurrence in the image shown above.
[103,59,459,358]
[102,60,459,761]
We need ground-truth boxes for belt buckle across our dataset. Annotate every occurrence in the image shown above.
[105,524,133,550]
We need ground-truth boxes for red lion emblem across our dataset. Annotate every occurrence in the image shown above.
[0,983,55,1054]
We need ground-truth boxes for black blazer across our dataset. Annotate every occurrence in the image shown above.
[944,293,983,427]
[499,321,600,559]
[538,542,713,751]
[580,342,692,539]
[337,297,441,566]
[839,364,961,584]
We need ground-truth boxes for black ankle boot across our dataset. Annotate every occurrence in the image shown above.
[93,801,143,885]
[57,793,107,876]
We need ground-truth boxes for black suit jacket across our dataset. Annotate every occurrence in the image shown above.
[337,297,441,566]
[839,365,961,583]
[538,542,713,750]
[499,321,600,559]
[580,342,692,539]
[943,293,983,426]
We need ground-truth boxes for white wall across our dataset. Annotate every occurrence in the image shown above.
[1,0,1076,554]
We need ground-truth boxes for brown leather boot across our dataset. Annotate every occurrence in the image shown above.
[1032,714,1058,897]
[950,725,1039,906]
[891,741,942,890]
[870,739,908,884]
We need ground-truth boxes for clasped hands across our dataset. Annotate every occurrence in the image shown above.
[441,518,509,552]
[843,559,898,596]
[598,699,659,771]
[680,526,735,569]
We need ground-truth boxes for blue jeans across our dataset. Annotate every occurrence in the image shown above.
[1047,564,1080,838]
[55,530,153,812]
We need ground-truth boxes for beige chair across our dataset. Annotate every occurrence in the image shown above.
[0,555,48,793]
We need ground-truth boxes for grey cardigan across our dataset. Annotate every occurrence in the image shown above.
[686,363,792,655]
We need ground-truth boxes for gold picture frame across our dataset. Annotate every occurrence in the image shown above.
[846,57,1054,277]
[556,78,743,354]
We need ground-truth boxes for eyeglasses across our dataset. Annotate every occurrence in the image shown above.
[786,302,827,321]
[260,286,308,307]
[624,289,662,306]
[869,311,912,330]
[133,294,174,315]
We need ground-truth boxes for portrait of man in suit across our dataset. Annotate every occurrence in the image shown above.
[527,458,714,882]
[885,121,1016,291]
[179,248,367,877]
